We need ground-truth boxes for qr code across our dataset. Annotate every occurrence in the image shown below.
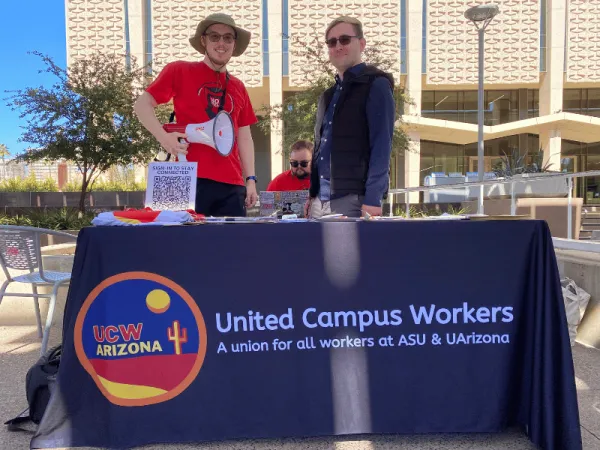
[151,176,192,210]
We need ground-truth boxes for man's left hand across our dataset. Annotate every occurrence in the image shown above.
[362,204,382,217]
[245,181,258,208]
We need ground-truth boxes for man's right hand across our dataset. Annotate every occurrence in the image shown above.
[159,131,189,157]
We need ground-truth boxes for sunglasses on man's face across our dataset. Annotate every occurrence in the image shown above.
[204,32,236,44]
[326,35,359,48]
[290,160,310,168]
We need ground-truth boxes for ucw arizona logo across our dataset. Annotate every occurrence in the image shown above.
[74,272,207,407]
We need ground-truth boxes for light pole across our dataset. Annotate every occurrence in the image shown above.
[465,4,499,215]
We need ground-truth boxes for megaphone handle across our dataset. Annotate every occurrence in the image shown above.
[177,137,188,162]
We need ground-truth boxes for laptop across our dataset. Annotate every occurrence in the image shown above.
[259,190,310,218]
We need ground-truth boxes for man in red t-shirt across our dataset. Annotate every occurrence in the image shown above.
[267,140,313,191]
[134,13,258,217]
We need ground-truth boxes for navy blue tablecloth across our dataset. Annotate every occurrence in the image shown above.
[32,220,581,450]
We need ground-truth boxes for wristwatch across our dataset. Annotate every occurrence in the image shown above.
[246,176,258,183]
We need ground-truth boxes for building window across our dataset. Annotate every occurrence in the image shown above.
[564,11,567,73]
[144,0,152,71]
[263,0,269,76]
[540,0,546,72]
[564,89,582,113]
[421,90,520,125]
[462,91,478,124]
[400,0,406,74]
[562,140,600,201]
[422,0,426,74]
[124,0,131,70]
[422,91,434,116]
[527,134,540,154]
[433,92,459,122]
[589,90,600,118]
[487,91,519,125]
[528,90,539,118]
[564,89,600,117]
[282,0,289,76]
[420,136,531,183]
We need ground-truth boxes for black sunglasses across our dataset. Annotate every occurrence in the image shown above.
[326,35,360,48]
[204,32,236,44]
[290,160,310,168]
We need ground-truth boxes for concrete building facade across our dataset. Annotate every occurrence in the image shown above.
[65,0,600,200]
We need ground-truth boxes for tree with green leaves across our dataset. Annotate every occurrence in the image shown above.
[257,27,411,162]
[0,144,8,161]
[5,51,170,212]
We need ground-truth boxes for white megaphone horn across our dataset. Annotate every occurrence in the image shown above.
[161,111,235,158]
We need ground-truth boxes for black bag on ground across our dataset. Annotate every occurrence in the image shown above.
[4,344,61,430]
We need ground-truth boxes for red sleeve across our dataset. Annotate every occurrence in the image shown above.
[237,86,258,128]
[146,62,179,105]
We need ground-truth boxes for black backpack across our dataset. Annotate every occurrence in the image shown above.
[5,344,61,430]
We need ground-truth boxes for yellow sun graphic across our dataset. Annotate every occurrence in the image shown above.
[146,289,171,314]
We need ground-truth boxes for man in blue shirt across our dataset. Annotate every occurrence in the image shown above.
[306,16,395,218]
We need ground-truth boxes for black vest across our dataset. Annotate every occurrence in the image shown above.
[310,65,394,199]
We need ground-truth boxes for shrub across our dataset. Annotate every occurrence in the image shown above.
[0,176,146,193]
[0,174,58,192]
[62,179,146,192]
[0,208,95,230]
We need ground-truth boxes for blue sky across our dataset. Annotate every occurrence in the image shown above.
[0,1,66,156]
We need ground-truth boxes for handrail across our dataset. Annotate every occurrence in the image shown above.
[387,170,600,240]
[388,170,600,194]
[553,237,600,253]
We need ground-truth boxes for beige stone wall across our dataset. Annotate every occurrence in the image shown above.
[566,0,600,83]
[61,0,600,191]
[66,0,126,63]
[151,0,264,87]
[286,0,401,87]
[426,0,540,85]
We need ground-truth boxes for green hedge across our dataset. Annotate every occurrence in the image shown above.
[0,208,95,230]
[0,175,146,192]
[0,175,59,192]
[61,179,146,192]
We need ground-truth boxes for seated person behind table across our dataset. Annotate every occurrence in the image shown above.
[267,140,313,191]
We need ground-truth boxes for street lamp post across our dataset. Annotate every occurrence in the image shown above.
[465,4,499,215]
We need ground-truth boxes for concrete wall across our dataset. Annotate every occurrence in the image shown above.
[462,198,583,240]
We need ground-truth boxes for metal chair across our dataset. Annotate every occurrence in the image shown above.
[0,225,77,354]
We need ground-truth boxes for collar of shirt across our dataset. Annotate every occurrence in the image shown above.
[335,62,366,86]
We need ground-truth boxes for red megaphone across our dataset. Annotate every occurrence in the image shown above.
[161,111,234,158]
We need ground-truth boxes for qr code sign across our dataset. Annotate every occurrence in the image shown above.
[145,162,197,211]
[150,176,191,210]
